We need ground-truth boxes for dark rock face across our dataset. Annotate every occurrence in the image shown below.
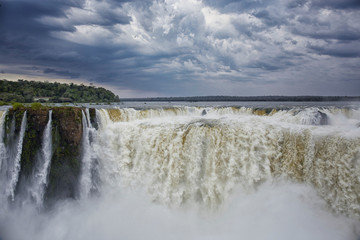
[28,109,49,132]
[309,111,328,126]
[7,107,84,203]
[53,107,82,146]
[47,107,83,202]
[6,108,49,179]
[317,111,328,125]
[89,108,98,129]
[21,109,49,177]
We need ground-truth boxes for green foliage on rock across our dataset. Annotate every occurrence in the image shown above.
[12,102,24,110]
[0,79,120,103]
[30,102,43,110]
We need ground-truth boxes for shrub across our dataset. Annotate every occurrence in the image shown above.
[0,101,8,106]
[12,102,24,110]
[30,102,43,110]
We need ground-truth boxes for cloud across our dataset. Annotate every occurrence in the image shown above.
[307,43,360,58]
[311,0,360,10]
[0,0,359,97]
[43,68,80,78]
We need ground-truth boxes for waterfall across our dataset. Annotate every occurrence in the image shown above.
[0,111,7,172]
[0,105,359,240]
[79,109,97,198]
[94,107,360,216]
[85,108,93,128]
[28,110,53,206]
[6,111,27,201]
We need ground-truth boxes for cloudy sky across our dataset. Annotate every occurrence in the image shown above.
[0,0,359,97]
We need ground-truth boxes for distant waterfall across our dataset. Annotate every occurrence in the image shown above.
[6,111,27,201]
[0,111,7,172]
[28,110,53,206]
[79,109,97,198]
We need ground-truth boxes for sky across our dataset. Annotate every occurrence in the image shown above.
[0,0,359,97]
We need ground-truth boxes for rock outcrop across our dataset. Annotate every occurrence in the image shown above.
[47,107,83,202]
[5,107,85,203]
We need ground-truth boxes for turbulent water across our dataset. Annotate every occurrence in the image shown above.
[27,110,53,207]
[0,103,360,240]
[5,111,27,202]
[79,109,98,199]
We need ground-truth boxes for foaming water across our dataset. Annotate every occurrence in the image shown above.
[95,107,360,217]
[0,111,7,171]
[79,109,98,198]
[27,110,53,207]
[6,111,27,201]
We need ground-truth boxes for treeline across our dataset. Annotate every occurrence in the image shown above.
[122,96,360,102]
[0,79,120,103]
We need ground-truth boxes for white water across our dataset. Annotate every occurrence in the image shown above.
[28,110,53,206]
[79,109,97,198]
[0,111,7,171]
[0,182,359,240]
[0,105,359,240]
[6,111,27,201]
[94,107,360,217]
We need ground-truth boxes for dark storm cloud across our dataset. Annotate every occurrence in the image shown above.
[0,1,75,34]
[311,0,360,9]
[253,10,288,27]
[43,68,80,78]
[287,0,308,9]
[293,28,360,41]
[204,0,272,12]
[0,0,359,96]
[307,44,360,58]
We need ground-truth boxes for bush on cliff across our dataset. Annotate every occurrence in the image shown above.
[30,102,44,110]
[12,102,24,110]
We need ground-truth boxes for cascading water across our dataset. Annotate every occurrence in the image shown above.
[5,111,27,201]
[28,110,53,207]
[94,107,360,216]
[79,109,97,198]
[0,105,359,240]
[0,111,7,171]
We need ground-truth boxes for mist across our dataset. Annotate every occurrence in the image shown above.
[1,181,359,240]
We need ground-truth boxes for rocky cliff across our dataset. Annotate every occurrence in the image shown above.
[4,107,85,203]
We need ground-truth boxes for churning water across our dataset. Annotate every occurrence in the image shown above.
[0,102,359,240]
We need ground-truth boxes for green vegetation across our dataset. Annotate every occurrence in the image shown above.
[0,79,120,103]
[30,102,44,110]
[12,102,24,110]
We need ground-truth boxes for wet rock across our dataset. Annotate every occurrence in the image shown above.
[52,107,82,146]
[28,108,49,132]
[309,111,328,125]
[47,107,83,202]
[317,111,328,125]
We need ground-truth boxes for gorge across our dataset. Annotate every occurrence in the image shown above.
[0,104,359,239]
